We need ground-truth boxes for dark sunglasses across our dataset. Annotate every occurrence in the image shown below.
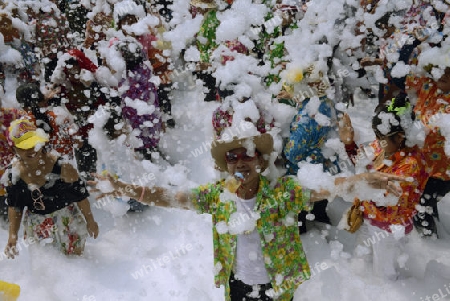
[225,151,260,164]
[31,188,45,211]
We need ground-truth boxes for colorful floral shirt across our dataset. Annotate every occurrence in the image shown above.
[355,141,429,231]
[283,96,334,174]
[191,175,311,301]
[0,108,27,196]
[406,76,450,180]
[220,40,248,65]
[138,27,172,80]
[402,0,439,29]
[256,5,298,87]
[119,63,162,150]
[197,10,220,64]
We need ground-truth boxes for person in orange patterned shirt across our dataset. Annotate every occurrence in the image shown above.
[340,93,429,280]
[405,66,450,237]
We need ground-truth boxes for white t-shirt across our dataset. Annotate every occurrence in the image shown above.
[233,196,271,285]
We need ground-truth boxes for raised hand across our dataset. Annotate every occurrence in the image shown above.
[338,113,355,144]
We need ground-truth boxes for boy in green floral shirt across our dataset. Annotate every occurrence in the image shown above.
[191,174,312,301]
[92,132,405,300]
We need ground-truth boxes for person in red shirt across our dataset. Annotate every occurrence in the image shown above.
[340,93,430,280]
[405,66,450,237]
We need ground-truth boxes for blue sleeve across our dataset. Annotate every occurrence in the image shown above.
[283,98,333,173]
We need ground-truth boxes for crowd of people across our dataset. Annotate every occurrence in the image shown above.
[1,0,450,300]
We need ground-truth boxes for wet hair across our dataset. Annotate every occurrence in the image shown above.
[117,40,144,70]
[65,57,79,67]
[15,83,53,135]
[102,97,123,140]
[375,12,394,30]
[16,83,44,108]
[372,92,414,138]
[117,14,138,29]
[63,57,80,78]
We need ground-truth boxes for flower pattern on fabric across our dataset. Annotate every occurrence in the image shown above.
[255,4,298,88]
[358,142,429,229]
[23,204,88,255]
[35,217,55,240]
[283,97,334,174]
[120,63,162,150]
[197,10,220,64]
[406,75,450,180]
[220,40,248,65]
[402,0,439,29]
[191,175,311,301]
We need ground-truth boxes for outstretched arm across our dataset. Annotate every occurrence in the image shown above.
[89,174,194,210]
[336,172,404,196]
[310,171,405,202]
[91,171,404,209]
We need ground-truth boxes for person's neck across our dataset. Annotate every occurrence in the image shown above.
[237,177,259,200]
[22,152,47,170]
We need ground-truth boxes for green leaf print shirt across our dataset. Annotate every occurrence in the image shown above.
[191,175,312,301]
[197,9,220,64]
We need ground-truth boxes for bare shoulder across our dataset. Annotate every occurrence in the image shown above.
[59,159,79,183]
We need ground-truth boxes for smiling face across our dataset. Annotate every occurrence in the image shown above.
[436,67,450,92]
[375,132,405,157]
[226,147,263,185]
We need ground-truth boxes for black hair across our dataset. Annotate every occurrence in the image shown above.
[16,83,44,108]
[375,12,394,30]
[117,40,145,70]
[15,83,53,135]
[372,92,414,138]
[102,96,123,140]
[117,13,138,29]
[65,57,79,66]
